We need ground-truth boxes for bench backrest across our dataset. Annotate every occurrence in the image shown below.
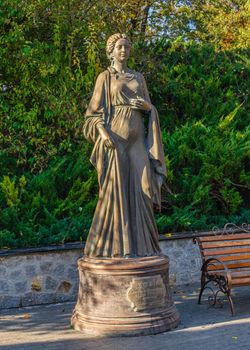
[195,233,250,272]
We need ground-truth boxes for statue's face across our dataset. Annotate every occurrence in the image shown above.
[112,38,131,63]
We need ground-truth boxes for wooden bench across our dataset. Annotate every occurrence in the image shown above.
[194,231,250,315]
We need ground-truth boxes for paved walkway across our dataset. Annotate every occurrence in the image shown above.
[1,285,250,350]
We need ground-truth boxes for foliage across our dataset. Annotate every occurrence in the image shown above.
[186,0,250,50]
[133,40,250,232]
[0,0,249,248]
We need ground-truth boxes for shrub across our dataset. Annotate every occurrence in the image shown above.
[0,2,249,248]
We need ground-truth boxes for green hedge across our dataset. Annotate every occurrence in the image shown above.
[134,41,250,232]
[0,3,249,248]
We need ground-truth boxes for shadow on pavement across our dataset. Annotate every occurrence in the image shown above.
[0,286,250,350]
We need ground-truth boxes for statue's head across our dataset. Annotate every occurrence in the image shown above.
[106,33,131,64]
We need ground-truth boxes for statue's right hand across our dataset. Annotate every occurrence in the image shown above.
[97,125,115,149]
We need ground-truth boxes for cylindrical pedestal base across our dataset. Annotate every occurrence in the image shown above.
[71,255,180,336]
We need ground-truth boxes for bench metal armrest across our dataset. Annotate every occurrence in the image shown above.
[201,257,232,289]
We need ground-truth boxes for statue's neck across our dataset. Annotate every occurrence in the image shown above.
[112,61,128,74]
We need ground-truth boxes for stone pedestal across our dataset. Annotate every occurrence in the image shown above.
[71,255,180,336]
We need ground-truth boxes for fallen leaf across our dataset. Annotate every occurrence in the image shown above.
[22,314,31,319]
[164,233,173,237]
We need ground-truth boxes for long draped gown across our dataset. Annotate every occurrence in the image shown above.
[83,68,167,258]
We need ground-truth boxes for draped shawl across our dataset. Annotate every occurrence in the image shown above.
[83,69,167,210]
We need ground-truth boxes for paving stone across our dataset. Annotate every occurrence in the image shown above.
[0,295,21,308]
[0,265,7,277]
[45,276,58,291]
[40,262,53,273]
[20,292,57,307]
[25,265,37,277]
[15,281,28,294]
[9,270,23,280]
[0,280,9,293]
[53,264,65,275]
[67,267,78,280]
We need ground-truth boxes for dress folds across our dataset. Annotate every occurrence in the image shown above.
[83,68,166,257]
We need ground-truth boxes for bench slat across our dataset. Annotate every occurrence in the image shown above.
[201,240,250,249]
[198,233,250,242]
[205,254,250,262]
[231,270,250,278]
[209,270,250,278]
[231,277,250,286]
[207,271,250,286]
[207,261,250,271]
[202,247,250,256]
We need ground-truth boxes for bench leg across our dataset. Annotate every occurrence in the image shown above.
[198,272,235,316]
[197,258,235,315]
[227,290,235,316]
[198,271,207,304]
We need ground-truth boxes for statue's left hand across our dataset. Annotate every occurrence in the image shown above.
[129,97,152,112]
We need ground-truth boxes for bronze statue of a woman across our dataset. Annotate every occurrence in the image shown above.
[72,34,180,336]
[83,33,167,258]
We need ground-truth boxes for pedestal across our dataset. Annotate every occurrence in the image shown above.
[71,255,180,336]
